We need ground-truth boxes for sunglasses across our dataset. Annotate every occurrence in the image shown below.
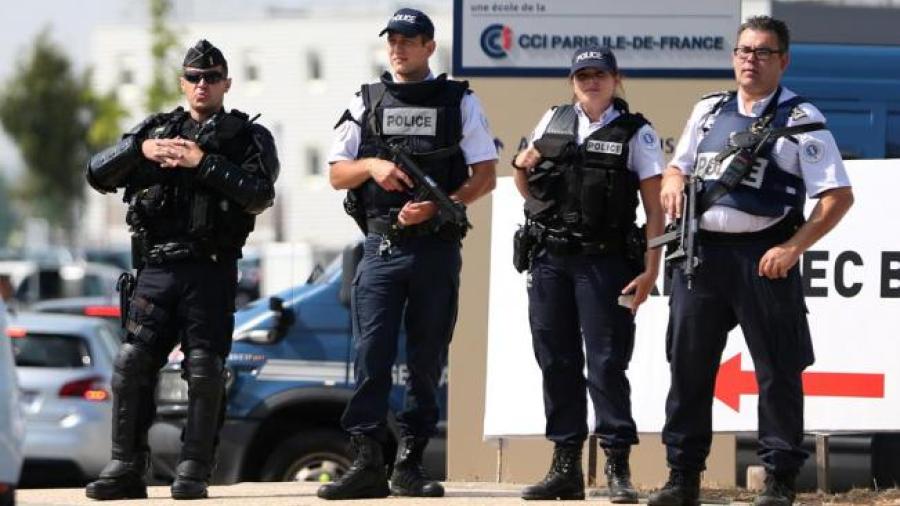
[182,70,226,84]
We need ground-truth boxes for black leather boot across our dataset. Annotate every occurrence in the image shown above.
[85,344,157,501]
[171,460,212,500]
[647,468,701,506]
[85,455,149,500]
[521,443,585,500]
[317,434,390,500]
[389,436,444,497]
[605,447,639,504]
[170,349,226,500]
[753,472,796,506]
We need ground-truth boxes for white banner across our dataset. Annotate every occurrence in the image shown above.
[484,160,900,438]
[453,0,741,77]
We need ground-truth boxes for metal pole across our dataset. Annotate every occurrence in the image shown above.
[587,435,598,487]
[816,433,831,493]
[496,437,504,483]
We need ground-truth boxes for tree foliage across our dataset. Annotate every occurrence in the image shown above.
[0,30,125,234]
[145,0,181,112]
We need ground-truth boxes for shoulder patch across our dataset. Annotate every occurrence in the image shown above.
[640,129,658,148]
[790,107,808,121]
[801,138,826,164]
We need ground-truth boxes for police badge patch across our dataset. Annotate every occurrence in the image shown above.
[801,138,825,164]
[641,131,657,147]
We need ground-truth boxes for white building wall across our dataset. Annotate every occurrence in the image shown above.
[86,9,452,250]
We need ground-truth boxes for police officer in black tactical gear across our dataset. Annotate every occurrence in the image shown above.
[319,8,497,500]
[83,40,278,501]
[511,46,665,503]
[649,17,853,506]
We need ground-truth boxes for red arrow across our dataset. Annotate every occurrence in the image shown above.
[714,353,885,412]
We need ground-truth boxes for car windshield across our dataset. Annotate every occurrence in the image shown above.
[11,332,91,368]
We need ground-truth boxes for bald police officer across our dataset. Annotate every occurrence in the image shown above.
[648,17,853,506]
[319,8,497,500]
[85,40,278,500]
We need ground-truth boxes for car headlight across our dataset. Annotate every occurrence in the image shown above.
[157,368,189,404]
[156,366,236,404]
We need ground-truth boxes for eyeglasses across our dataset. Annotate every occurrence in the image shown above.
[732,46,782,61]
[182,70,226,84]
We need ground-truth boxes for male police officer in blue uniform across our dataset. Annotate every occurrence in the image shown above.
[319,8,497,501]
[84,40,278,501]
[649,17,853,506]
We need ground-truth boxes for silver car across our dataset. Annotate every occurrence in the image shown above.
[1,300,25,503]
[8,312,120,485]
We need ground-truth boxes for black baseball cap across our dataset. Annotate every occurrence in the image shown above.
[183,39,228,71]
[569,45,618,77]
[379,8,435,39]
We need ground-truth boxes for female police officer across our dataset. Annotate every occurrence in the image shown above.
[511,46,664,502]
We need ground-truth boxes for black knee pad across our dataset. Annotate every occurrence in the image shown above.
[182,348,225,395]
[112,343,159,392]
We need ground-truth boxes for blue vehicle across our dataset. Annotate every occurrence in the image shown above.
[785,43,900,160]
[148,243,447,484]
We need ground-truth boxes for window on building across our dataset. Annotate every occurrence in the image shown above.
[118,54,136,86]
[306,51,322,81]
[244,50,260,83]
[371,46,389,79]
[306,147,322,176]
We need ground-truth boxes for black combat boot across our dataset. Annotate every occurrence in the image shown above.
[521,443,585,500]
[753,472,796,506]
[85,343,157,500]
[317,435,390,500]
[171,460,212,500]
[85,454,149,500]
[389,436,444,497]
[647,468,701,506]
[605,447,639,504]
[171,349,226,500]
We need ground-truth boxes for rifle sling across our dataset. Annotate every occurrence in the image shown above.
[697,121,825,215]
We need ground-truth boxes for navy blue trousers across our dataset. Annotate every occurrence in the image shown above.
[528,251,639,448]
[663,237,814,474]
[341,233,461,440]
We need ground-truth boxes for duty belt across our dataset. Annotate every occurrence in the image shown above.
[366,217,437,239]
[142,241,216,265]
[530,222,625,256]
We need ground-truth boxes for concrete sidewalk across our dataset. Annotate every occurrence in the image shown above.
[17,482,750,505]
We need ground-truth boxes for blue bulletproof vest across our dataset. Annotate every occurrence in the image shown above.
[695,92,808,217]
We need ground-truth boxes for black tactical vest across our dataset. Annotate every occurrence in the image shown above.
[125,107,258,256]
[355,72,469,218]
[526,101,646,241]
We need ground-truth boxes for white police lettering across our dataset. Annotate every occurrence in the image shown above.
[382,107,438,136]
[576,51,604,62]
[695,151,767,188]
[586,140,623,155]
[392,14,417,24]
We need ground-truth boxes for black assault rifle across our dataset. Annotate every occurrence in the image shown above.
[381,138,471,237]
[649,120,825,289]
